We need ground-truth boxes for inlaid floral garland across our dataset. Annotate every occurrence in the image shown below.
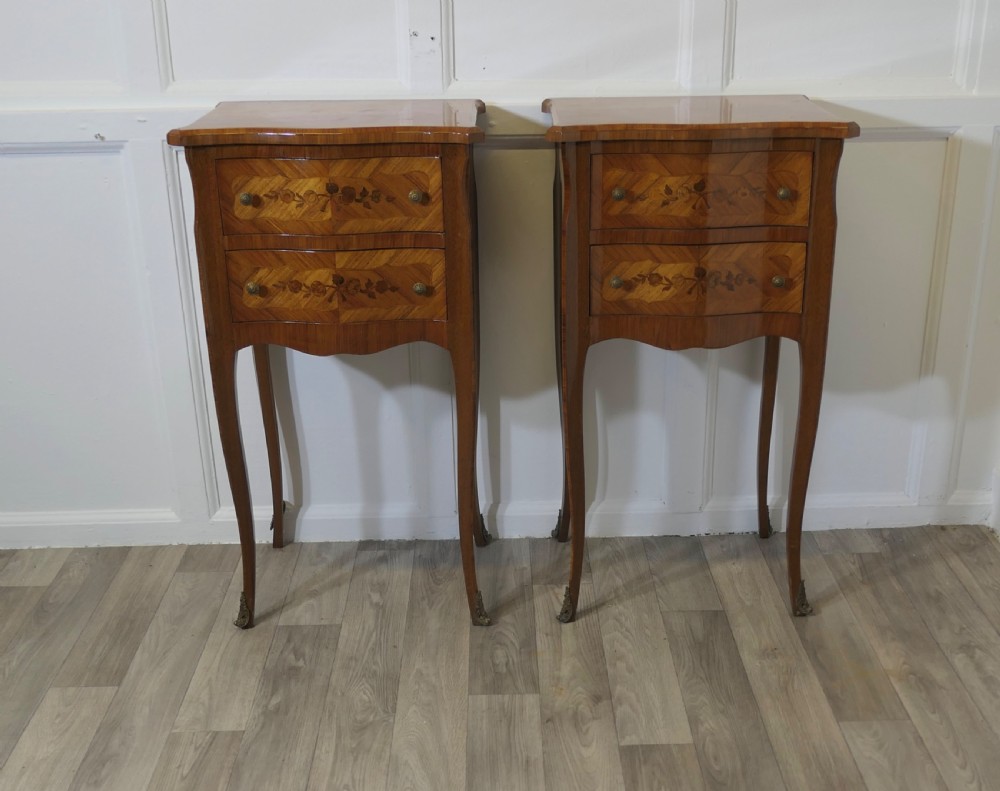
[253,182,399,212]
[622,179,767,212]
[254,274,400,303]
[619,267,758,297]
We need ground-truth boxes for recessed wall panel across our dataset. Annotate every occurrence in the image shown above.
[733,0,962,83]
[166,0,401,83]
[0,2,121,84]
[453,0,683,81]
[0,150,173,512]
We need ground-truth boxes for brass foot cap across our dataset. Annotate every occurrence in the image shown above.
[472,591,492,626]
[234,592,253,629]
[793,580,814,617]
[556,586,576,623]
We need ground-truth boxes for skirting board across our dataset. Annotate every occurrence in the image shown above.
[0,495,991,548]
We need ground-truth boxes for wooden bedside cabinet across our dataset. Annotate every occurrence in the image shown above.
[168,100,493,629]
[544,96,859,622]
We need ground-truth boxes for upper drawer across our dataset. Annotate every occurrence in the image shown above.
[216,157,443,236]
[592,151,812,230]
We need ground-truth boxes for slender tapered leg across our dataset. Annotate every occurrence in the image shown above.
[552,310,571,543]
[557,333,587,623]
[785,336,827,616]
[253,345,286,549]
[756,337,780,539]
[208,343,257,629]
[451,340,491,626]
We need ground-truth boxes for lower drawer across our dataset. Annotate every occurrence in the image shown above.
[591,242,805,316]
[228,248,446,324]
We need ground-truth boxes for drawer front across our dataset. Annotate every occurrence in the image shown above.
[591,242,805,316]
[217,157,444,236]
[593,151,811,229]
[228,249,446,324]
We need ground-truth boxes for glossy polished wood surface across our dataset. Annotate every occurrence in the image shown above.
[169,100,491,631]
[547,96,859,623]
[167,99,486,147]
[544,95,860,141]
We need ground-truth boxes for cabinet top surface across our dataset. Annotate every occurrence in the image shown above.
[542,95,860,142]
[167,99,486,147]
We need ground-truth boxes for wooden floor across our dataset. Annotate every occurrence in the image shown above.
[1,525,999,790]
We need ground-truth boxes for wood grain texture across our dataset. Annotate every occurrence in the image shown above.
[881,528,1000,741]
[227,626,340,791]
[0,547,127,768]
[146,731,242,791]
[534,583,625,791]
[0,687,115,791]
[176,545,242,573]
[588,538,692,745]
[0,550,12,576]
[826,550,1000,790]
[758,534,906,722]
[218,155,444,236]
[591,243,805,317]
[278,541,357,626]
[386,542,470,791]
[469,538,539,695]
[466,695,545,791]
[662,610,785,791]
[701,535,865,791]
[529,537,591,586]
[69,571,231,791]
[841,721,948,791]
[174,545,300,732]
[593,151,812,230]
[168,99,485,147]
[306,548,413,791]
[620,744,706,791]
[644,536,722,612]
[56,545,186,687]
[0,548,72,586]
[227,248,447,324]
[811,529,882,555]
[0,586,45,656]
[932,525,1000,637]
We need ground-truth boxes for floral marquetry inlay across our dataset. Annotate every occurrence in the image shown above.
[621,265,760,297]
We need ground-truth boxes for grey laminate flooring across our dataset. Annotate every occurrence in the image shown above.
[0,525,998,790]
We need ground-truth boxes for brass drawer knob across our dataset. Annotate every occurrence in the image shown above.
[776,186,792,201]
[245,281,261,296]
[408,189,425,203]
[412,282,428,295]
[610,275,624,289]
[239,192,254,206]
[771,275,787,288]
[611,187,626,202]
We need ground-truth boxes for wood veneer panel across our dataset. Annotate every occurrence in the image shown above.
[69,571,231,791]
[758,534,906,722]
[0,548,127,768]
[385,542,470,791]
[701,536,865,791]
[55,545,186,687]
[588,537,692,745]
[226,626,340,791]
[826,550,1000,790]
[466,695,545,791]
[468,539,538,696]
[662,610,786,791]
[306,547,413,791]
[534,584,625,791]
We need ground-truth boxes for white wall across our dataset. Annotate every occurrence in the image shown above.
[1,0,998,547]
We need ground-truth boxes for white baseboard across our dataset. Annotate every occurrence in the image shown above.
[0,493,991,548]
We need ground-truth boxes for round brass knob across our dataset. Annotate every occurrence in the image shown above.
[245,281,261,295]
[771,276,787,288]
[412,282,428,295]
[408,189,424,203]
[610,275,624,289]
[239,192,254,206]
[611,187,626,202]
[776,186,792,201]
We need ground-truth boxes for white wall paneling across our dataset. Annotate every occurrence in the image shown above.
[1,1,998,547]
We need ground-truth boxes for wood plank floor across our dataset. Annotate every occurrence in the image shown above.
[1,525,999,790]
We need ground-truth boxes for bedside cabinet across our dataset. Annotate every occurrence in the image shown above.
[544,96,859,622]
[168,100,492,629]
